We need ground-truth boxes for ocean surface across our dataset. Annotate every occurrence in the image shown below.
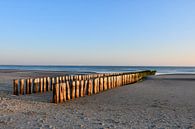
[0,65,195,75]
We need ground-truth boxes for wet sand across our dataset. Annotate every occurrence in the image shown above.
[0,70,195,129]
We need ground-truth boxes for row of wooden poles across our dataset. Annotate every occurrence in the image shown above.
[13,70,156,103]
[52,70,155,103]
[14,72,130,95]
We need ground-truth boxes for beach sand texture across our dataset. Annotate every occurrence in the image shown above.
[0,70,195,129]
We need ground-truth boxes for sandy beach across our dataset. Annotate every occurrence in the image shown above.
[0,70,195,129]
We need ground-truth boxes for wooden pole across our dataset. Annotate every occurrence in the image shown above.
[62,76,66,83]
[79,75,82,80]
[96,78,100,93]
[80,80,84,97]
[43,77,47,92]
[103,77,107,90]
[93,78,97,94]
[33,79,39,93]
[83,80,88,96]
[71,81,76,99]
[88,79,92,96]
[29,79,32,94]
[39,78,43,93]
[13,79,19,95]
[20,79,24,95]
[100,78,104,92]
[53,83,59,103]
[56,77,59,84]
[47,77,51,92]
[113,76,116,88]
[76,80,80,98]
[65,76,69,81]
[59,83,66,103]
[66,81,71,100]
[26,79,30,94]
[63,83,66,102]
[51,77,55,91]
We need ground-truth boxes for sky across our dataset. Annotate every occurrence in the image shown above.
[0,0,195,66]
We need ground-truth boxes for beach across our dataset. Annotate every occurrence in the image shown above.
[0,70,195,129]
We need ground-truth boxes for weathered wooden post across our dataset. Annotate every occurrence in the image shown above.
[13,79,19,95]
[103,77,108,90]
[107,77,111,89]
[63,83,66,101]
[113,76,117,88]
[29,78,32,94]
[47,77,51,92]
[88,79,93,96]
[71,81,76,99]
[100,78,104,92]
[119,75,122,86]
[59,83,66,103]
[96,78,100,93]
[43,77,47,92]
[93,78,97,94]
[39,78,43,93]
[20,79,24,95]
[83,80,88,96]
[26,79,30,94]
[76,80,80,98]
[33,78,39,93]
[79,75,82,80]
[53,83,59,103]
[59,76,62,83]
[80,80,84,97]
[56,77,59,84]
[62,76,66,82]
[51,77,55,91]
[66,81,71,100]
[59,83,63,103]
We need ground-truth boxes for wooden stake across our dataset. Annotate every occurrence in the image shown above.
[59,83,65,103]
[100,78,104,92]
[20,79,24,95]
[63,83,66,101]
[80,80,84,97]
[29,79,32,94]
[66,81,71,100]
[103,77,107,90]
[76,80,80,98]
[33,79,39,93]
[53,83,59,103]
[26,79,30,94]
[83,80,88,96]
[47,77,51,92]
[96,78,100,93]
[39,78,43,93]
[51,77,55,91]
[43,77,47,92]
[93,79,97,94]
[88,79,92,96]
[71,81,76,99]
[13,79,19,95]
[79,75,82,80]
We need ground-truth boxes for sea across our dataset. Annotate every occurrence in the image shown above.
[0,65,195,75]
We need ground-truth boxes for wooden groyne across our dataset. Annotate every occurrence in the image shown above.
[13,70,156,103]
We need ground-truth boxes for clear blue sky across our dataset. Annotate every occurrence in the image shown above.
[0,0,195,66]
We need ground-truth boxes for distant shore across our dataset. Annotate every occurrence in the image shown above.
[0,70,195,128]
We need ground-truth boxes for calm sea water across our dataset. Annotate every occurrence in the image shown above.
[0,65,195,75]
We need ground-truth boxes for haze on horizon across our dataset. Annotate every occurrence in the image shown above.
[0,0,195,66]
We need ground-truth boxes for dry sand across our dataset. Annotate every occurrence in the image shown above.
[0,70,195,129]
